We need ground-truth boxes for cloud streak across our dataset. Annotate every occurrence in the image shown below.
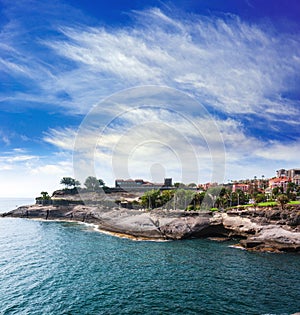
[0,148,73,197]
[48,10,300,117]
[1,6,299,118]
[43,105,296,184]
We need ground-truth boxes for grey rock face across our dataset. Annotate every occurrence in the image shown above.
[2,204,300,252]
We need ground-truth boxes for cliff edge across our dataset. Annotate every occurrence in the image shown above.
[2,203,300,252]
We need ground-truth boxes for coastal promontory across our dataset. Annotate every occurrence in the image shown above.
[2,190,300,253]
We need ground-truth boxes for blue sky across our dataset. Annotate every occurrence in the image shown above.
[0,0,300,197]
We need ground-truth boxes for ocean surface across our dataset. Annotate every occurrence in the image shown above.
[0,199,299,315]
[0,198,35,215]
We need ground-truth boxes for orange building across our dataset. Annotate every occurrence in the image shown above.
[232,183,250,193]
[268,176,291,192]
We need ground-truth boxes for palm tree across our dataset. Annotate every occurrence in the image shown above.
[277,194,289,210]
[253,176,257,193]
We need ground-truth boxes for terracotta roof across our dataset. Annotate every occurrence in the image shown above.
[269,177,290,183]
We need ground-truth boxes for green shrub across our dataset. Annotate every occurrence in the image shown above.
[186,205,194,211]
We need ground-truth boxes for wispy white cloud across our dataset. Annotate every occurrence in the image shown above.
[43,97,300,185]
[30,160,72,176]
[52,9,299,116]
[0,130,10,146]
[0,148,73,197]
[255,140,300,162]
[0,149,38,170]
[1,6,299,119]
[43,103,225,184]
[44,127,77,151]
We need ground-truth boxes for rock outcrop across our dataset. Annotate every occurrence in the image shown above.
[2,203,300,253]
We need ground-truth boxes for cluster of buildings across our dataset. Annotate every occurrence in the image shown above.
[114,168,300,194]
[227,168,300,194]
[115,178,173,191]
[268,169,300,191]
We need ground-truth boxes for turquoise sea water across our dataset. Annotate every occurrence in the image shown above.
[0,198,35,214]
[0,199,299,315]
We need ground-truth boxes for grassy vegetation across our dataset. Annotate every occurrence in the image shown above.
[288,200,300,205]
[229,200,299,209]
[257,201,278,206]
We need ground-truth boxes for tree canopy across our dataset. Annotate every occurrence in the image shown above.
[277,194,289,210]
[40,191,50,200]
[84,176,100,191]
[60,177,80,188]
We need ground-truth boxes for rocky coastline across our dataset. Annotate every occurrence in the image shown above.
[2,201,300,253]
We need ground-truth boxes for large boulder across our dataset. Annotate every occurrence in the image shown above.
[240,225,300,252]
